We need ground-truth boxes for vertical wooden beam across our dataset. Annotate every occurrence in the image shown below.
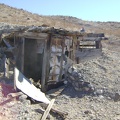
[41,39,47,92]
[70,35,79,65]
[96,40,101,49]
[58,37,65,81]
[4,56,10,78]
[76,39,80,64]
[14,34,16,46]
[46,34,52,84]
[72,36,77,62]
[14,67,17,91]
[21,37,25,73]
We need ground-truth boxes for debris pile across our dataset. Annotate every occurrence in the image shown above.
[67,66,94,93]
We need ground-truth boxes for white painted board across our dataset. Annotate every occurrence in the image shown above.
[14,67,50,104]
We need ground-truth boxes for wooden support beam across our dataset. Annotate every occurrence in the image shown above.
[41,39,47,92]
[21,37,25,73]
[46,34,52,84]
[14,34,16,46]
[79,45,95,47]
[72,35,77,64]
[41,99,55,120]
[3,39,12,49]
[7,92,23,98]
[18,32,48,39]
[95,41,101,49]
[4,57,10,78]
[76,39,80,64]
[40,102,68,119]
[58,37,65,81]
[14,67,17,91]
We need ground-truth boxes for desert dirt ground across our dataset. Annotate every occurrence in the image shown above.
[0,36,120,120]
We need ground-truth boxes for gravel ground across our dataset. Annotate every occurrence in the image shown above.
[0,36,120,120]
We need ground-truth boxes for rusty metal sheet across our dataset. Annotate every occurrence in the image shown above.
[14,67,50,104]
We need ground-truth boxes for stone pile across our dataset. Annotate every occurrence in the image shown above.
[66,66,94,93]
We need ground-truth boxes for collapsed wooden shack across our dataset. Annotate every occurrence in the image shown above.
[0,26,105,92]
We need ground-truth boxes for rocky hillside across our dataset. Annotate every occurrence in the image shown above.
[1,3,120,37]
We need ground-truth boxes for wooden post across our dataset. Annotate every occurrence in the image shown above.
[21,37,25,73]
[41,99,55,120]
[46,34,52,83]
[14,67,16,90]
[96,40,100,49]
[4,56,10,78]
[41,39,47,92]
[76,39,80,64]
[58,37,64,81]
[14,34,16,46]
[72,36,77,65]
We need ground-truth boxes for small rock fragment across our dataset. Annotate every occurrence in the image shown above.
[114,92,120,102]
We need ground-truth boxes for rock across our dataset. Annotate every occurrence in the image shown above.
[74,82,79,88]
[21,94,27,99]
[72,71,79,79]
[84,87,90,92]
[18,94,28,102]
[78,73,82,78]
[114,92,120,102]
[99,95,104,99]
[64,80,68,85]
[74,87,80,91]
[96,89,103,95]
[84,110,92,114]
[23,100,31,105]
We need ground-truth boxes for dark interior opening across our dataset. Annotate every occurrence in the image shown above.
[24,38,43,82]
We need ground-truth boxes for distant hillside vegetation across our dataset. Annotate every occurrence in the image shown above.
[1,3,120,36]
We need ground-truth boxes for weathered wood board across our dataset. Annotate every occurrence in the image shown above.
[14,67,50,104]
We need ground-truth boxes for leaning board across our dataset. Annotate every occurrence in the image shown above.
[14,67,50,104]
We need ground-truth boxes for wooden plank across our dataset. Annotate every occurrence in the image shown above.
[41,39,47,92]
[4,57,10,78]
[14,34,16,46]
[21,37,25,73]
[41,99,55,120]
[7,92,23,98]
[96,41,101,49]
[76,40,80,64]
[3,39,13,48]
[81,37,102,41]
[18,32,48,39]
[14,67,50,104]
[40,102,68,119]
[72,35,77,62]
[35,108,50,119]
[80,45,95,47]
[46,34,52,85]
[14,67,17,91]
[58,37,64,81]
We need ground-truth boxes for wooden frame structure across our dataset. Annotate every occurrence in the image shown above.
[0,26,105,91]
